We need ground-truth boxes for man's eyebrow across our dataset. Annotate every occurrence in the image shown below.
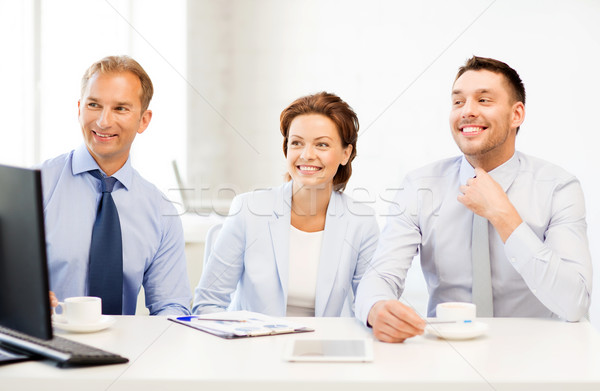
[452,88,495,95]
[83,97,134,107]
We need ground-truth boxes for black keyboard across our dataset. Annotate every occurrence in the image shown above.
[0,325,128,367]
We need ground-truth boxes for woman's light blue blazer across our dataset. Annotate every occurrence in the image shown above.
[192,181,380,317]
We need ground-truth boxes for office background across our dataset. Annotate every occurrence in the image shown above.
[1,0,598,329]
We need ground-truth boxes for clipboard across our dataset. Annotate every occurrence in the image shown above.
[168,311,314,339]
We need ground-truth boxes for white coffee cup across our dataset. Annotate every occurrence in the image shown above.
[436,302,476,321]
[54,296,102,324]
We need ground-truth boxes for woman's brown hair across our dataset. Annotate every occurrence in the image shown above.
[280,92,358,191]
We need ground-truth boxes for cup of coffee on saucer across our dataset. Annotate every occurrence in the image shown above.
[436,302,476,321]
[53,296,115,333]
[425,302,488,340]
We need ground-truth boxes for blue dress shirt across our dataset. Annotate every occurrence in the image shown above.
[40,145,191,315]
[356,152,592,323]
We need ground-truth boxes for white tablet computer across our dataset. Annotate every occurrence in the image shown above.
[284,339,373,362]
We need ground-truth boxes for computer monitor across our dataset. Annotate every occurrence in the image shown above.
[0,165,52,339]
[0,164,52,340]
[0,164,128,366]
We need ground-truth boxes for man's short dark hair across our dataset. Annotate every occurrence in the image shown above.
[456,56,525,106]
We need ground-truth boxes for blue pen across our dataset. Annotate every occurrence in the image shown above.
[427,319,473,324]
[176,316,246,323]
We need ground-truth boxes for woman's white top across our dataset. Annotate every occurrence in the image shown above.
[286,225,324,317]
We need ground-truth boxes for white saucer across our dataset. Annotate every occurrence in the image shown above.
[425,321,489,340]
[52,315,115,333]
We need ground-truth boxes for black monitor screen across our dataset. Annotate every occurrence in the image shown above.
[0,164,52,340]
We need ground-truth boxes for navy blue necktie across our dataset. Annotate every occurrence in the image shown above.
[88,169,123,315]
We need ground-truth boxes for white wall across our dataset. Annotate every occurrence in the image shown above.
[185,0,600,327]
[1,0,598,328]
[0,0,187,195]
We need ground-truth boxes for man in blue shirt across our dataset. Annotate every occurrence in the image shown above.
[356,56,592,342]
[43,56,191,315]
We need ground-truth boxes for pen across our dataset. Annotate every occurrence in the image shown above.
[427,320,473,324]
[176,316,247,322]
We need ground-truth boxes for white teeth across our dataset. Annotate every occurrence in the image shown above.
[462,126,484,133]
[299,166,320,171]
[95,131,113,138]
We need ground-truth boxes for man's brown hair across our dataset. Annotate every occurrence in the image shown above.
[81,55,154,112]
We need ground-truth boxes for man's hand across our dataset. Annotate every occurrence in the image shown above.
[49,291,58,308]
[458,167,522,242]
[367,300,426,343]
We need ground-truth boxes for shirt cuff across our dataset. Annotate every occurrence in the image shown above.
[503,222,546,272]
[153,304,191,316]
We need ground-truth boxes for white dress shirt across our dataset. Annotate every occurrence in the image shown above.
[356,151,592,323]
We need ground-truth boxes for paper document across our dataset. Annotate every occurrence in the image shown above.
[168,311,314,339]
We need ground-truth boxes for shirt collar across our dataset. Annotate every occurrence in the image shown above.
[72,144,133,190]
[459,152,520,192]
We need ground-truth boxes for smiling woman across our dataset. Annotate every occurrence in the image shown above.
[285,114,351,194]
[280,93,358,233]
[192,92,379,318]
[280,93,358,193]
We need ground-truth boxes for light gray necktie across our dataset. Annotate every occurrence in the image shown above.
[472,214,493,317]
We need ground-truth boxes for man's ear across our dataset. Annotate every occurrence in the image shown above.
[137,110,152,135]
[511,102,525,130]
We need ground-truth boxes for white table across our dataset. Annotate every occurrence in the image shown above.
[1,317,600,391]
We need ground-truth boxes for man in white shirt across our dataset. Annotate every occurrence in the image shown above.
[355,56,592,343]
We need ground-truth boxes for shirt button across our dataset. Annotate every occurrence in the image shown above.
[532,289,537,294]
[510,257,516,263]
